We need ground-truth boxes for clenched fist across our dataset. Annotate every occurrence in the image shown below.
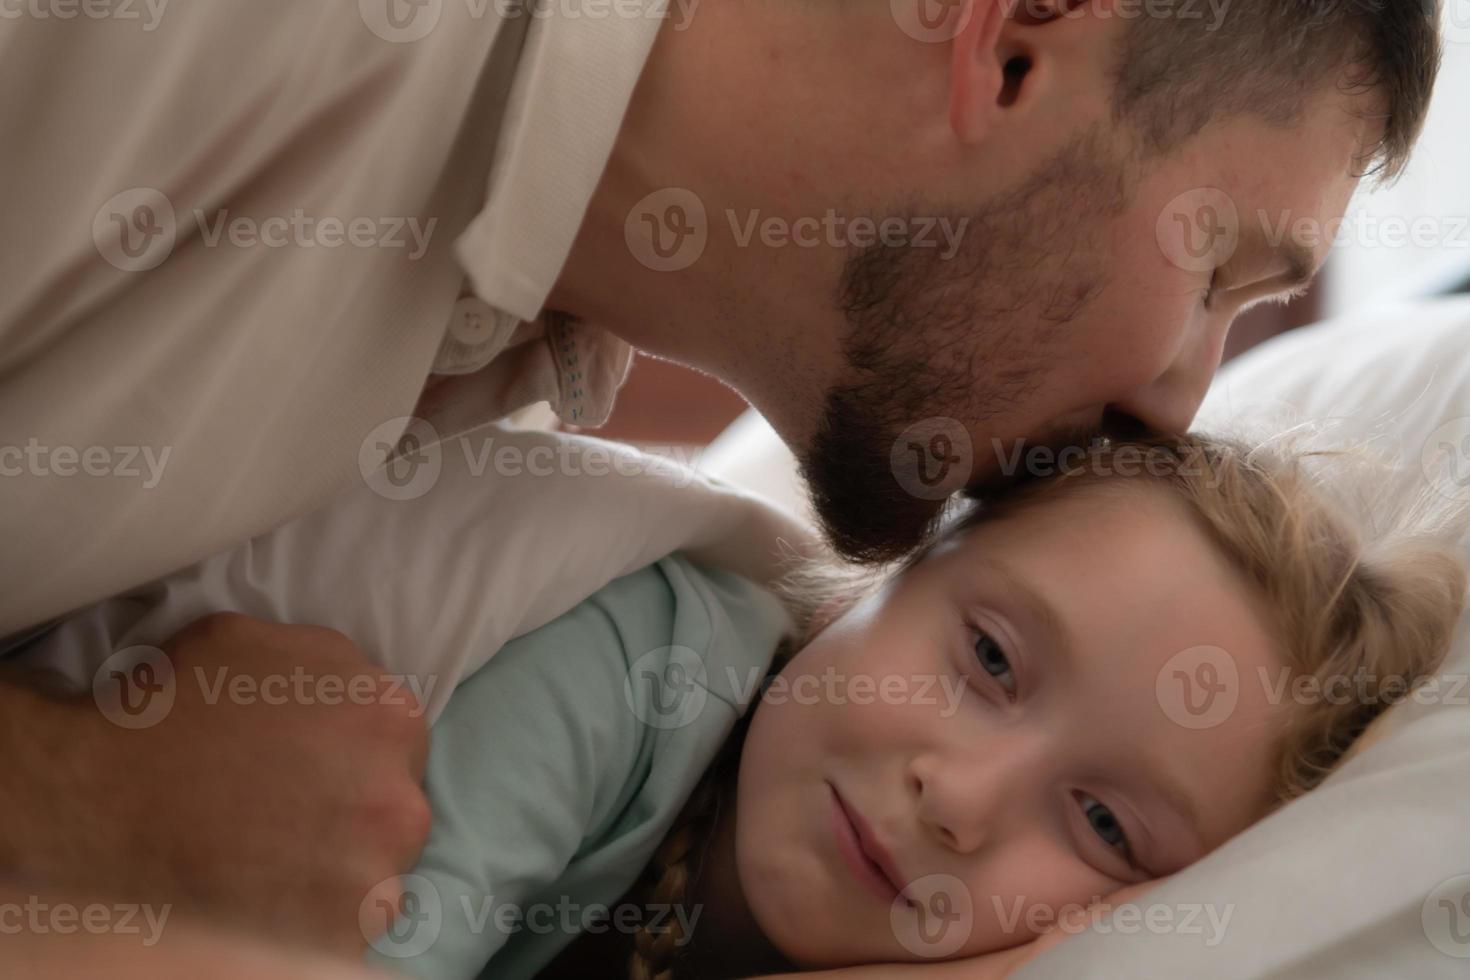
[0,612,432,956]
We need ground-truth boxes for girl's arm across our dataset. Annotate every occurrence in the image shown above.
[756,878,1170,980]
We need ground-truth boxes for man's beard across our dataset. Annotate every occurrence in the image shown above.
[798,129,1135,564]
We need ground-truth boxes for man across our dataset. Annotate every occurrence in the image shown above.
[0,0,1440,970]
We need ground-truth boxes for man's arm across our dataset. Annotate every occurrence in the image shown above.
[0,612,431,956]
[0,878,390,980]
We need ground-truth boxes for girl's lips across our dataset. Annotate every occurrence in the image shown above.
[828,782,906,905]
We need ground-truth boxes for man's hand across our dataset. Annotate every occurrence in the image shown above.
[0,612,431,956]
[0,880,394,980]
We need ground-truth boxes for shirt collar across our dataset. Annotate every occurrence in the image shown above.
[455,0,668,323]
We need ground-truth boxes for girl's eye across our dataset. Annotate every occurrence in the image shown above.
[973,628,1017,701]
[1078,792,1136,866]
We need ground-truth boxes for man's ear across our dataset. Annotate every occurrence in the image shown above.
[948,0,1094,143]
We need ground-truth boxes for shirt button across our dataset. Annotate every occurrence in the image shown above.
[449,296,500,347]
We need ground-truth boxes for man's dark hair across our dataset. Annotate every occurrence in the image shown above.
[1112,0,1442,182]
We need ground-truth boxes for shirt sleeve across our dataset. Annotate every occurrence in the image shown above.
[363,555,790,980]
[363,561,675,980]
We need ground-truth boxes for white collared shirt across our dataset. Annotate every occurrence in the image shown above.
[0,0,657,636]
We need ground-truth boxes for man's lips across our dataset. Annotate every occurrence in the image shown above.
[828,782,909,905]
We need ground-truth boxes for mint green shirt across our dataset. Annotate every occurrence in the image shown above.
[365,556,791,980]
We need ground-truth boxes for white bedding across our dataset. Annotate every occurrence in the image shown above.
[21,425,818,724]
[701,296,1470,978]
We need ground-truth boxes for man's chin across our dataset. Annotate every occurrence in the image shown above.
[798,451,951,564]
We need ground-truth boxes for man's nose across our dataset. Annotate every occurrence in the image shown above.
[1106,310,1234,438]
[909,734,1048,855]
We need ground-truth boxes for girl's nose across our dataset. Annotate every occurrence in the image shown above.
[907,734,1049,855]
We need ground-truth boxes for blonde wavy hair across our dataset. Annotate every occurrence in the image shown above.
[625,432,1469,979]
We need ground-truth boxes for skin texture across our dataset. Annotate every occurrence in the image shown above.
[552,0,1377,560]
[0,614,430,958]
[686,484,1291,974]
[0,881,390,980]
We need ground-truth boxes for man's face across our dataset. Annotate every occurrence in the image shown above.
[801,94,1367,561]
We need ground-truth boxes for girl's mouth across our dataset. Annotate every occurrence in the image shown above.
[827,781,908,906]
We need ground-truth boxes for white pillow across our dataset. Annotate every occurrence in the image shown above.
[703,296,1470,977]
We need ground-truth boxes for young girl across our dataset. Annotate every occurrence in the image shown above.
[354,432,1466,979]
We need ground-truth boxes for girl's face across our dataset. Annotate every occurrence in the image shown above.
[734,484,1291,966]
